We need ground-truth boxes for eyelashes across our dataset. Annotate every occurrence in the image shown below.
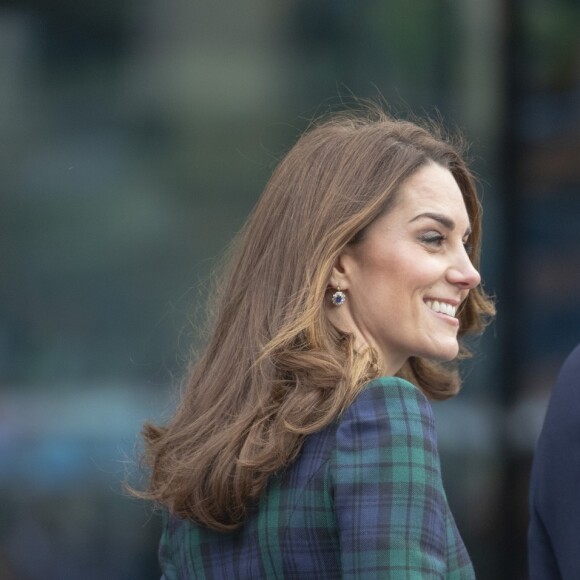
[419,232,473,255]
[419,232,445,247]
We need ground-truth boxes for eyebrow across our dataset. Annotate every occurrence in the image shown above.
[409,212,472,236]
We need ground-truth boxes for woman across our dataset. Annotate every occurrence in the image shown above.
[139,107,495,578]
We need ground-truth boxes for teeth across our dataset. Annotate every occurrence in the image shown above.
[426,300,457,317]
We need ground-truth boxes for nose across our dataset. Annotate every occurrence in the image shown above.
[446,251,481,290]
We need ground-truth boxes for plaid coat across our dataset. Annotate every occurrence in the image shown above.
[159,377,475,579]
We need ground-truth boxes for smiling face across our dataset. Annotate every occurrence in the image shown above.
[326,162,481,375]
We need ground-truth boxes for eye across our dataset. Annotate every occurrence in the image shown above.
[463,238,473,256]
[419,231,446,247]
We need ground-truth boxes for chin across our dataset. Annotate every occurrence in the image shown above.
[424,341,459,362]
[439,347,460,362]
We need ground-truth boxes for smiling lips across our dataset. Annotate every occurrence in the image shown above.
[425,299,458,318]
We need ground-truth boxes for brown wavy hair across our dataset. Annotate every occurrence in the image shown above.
[137,106,495,532]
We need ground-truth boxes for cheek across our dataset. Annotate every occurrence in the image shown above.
[351,242,439,302]
[366,250,406,282]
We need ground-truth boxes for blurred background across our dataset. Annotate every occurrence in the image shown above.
[1,0,579,578]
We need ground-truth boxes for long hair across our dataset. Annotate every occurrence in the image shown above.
[137,106,495,531]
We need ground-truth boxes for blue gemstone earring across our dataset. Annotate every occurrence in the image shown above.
[331,287,346,306]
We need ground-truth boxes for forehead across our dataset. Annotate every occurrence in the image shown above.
[393,163,470,223]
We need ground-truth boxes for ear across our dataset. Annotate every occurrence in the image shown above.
[328,249,354,290]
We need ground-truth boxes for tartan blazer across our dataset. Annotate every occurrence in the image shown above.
[159,377,475,579]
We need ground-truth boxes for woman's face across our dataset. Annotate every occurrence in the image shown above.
[327,162,480,374]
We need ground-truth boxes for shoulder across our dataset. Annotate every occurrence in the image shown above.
[536,344,580,449]
[545,344,580,420]
[352,375,432,412]
[532,342,580,468]
[330,378,471,576]
[333,376,439,478]
[559,343,580,377]
[337,376,436,443]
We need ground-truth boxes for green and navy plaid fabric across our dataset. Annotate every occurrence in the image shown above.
[159,377,475,579]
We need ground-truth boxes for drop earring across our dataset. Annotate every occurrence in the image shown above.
[331,287,346,306]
